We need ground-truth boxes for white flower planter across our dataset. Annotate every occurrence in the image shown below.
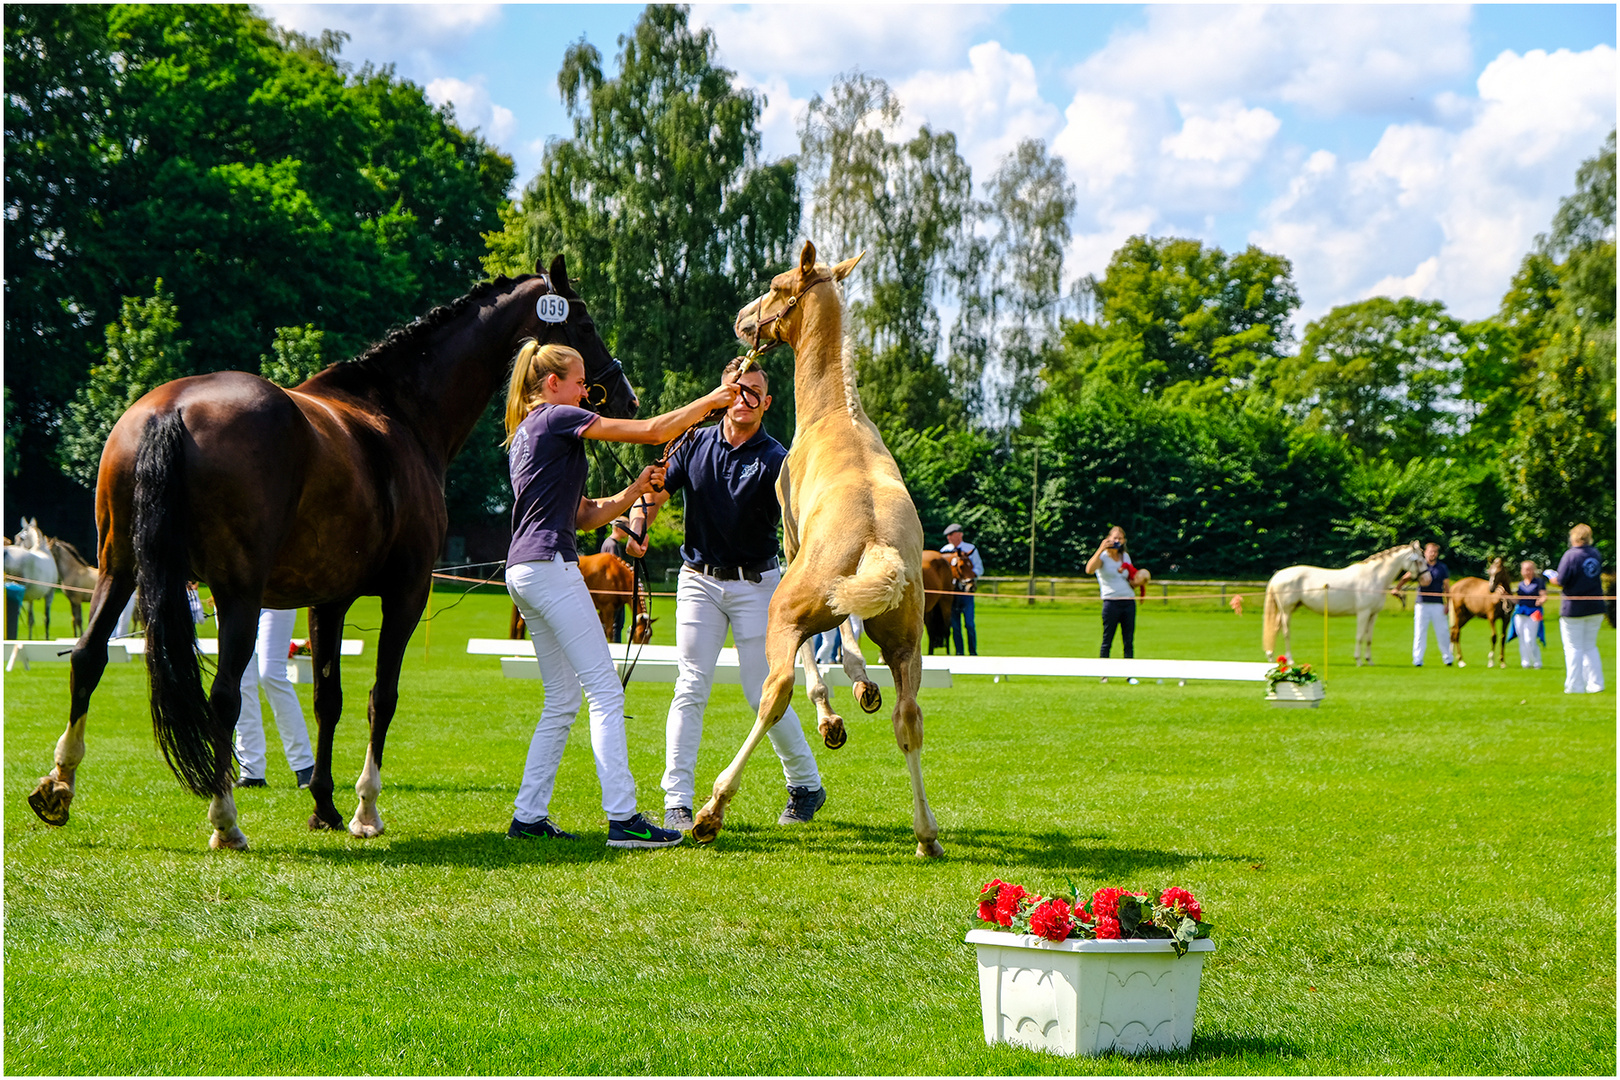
[1266,680,1324,707]
[966,930,1214,1057]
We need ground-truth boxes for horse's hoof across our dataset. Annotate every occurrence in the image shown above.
[820,716,847,750]
[27,779,71,827]
[348,817,384,839]
[1457,660,1467,668]
[308,809,342,831]
[691,807,722,845]
[209,827,250,851]
[854,681,882,714]
[916,839,945,858]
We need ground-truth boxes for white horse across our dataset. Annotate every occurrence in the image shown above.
[1264,542,1427,666]
[5,518,59,639]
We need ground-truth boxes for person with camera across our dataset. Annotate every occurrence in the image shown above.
[940,524,982,656]
[1085,526,1140,672]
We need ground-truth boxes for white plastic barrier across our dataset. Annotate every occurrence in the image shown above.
[466,639,953,688]
[5,637,364,683]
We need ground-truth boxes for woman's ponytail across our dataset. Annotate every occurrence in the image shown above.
[504,340,583,447]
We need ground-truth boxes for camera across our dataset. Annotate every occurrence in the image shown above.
[1109,540,1123,550]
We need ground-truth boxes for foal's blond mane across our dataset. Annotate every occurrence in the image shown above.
[832,278,862,419]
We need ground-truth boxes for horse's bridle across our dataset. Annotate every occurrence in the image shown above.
[534,273,626,413]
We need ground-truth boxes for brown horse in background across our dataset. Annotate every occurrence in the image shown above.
[1448,557,1514,668]
[27,256,638,850]
[579,553,653,644]
[921,550,954,653]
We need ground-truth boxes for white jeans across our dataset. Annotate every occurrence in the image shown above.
[112,593,138,638]
[814,614,862,663]
[234,608,315,778]
[508,559,637,821]
[1513,612,1543,668]
[1559,613,1605,693]
[1412,603,1453,665]
[663,566,821,809]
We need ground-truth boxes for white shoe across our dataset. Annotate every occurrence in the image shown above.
[1127,677,1140,685]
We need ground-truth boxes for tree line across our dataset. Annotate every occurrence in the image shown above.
[6,5,1614,577]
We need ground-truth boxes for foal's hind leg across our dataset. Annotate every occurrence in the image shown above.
[29,573,134,826]
[866,611,941,858]
[798,638,847,750]
[348,579,430,839]
[839,619,882,714]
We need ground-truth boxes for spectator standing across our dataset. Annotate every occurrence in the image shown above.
[1412,542,1454,666]
[1510,560,1547,669]
[234,609,316,789]
[1548,523,1605,693]
[1085,526,1139,680]
[940,524,982,656]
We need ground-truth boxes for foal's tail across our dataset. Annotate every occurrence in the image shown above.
[829,544,909,620]
[133,410,230,798]
[1263,584,1281,657]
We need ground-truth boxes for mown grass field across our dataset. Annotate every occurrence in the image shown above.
[5,587,1615,1075]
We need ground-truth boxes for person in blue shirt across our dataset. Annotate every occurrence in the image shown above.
[1507,559,1548,669]
[502,339,737,848]
[1547,522,1606,693]
[631,358,827,832]
[940,525,983,656]
[1412,542,1453,666]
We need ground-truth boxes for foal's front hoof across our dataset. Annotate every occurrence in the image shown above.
[916,839,945,858]
[27,777,72,827]
[854,680,883,714]
[819,715,847,750]
[691,801,725,844]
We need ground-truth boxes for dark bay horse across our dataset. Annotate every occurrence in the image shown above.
[28,257,637,850]
[920,550,954,653]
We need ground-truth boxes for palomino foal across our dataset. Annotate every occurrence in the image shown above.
[692,241,944,857]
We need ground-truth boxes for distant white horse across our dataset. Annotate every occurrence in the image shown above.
[5,518,59,639]
[1264,542,1427,666]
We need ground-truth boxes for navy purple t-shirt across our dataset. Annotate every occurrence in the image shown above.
[1417,560,1449,604]
[507,403,597,565]
[1555,545,1606,618]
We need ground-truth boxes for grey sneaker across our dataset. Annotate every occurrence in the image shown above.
[294,766,314,789]
[664,806,695,831]
[779,785,827,825]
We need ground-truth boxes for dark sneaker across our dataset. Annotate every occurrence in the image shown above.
[507,816,579,841]
[294,766,314,789]
[664,806,695,831]
[236,776,268,789]
[779,785,827,825]
[607,812,683,849]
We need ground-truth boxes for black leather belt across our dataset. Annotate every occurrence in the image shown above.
[684,557,779,583]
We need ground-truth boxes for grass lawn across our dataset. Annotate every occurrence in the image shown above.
[4,587,1615,1074]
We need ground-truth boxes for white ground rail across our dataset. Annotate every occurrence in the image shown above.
[465,639,1268,686]
[5,637,364,680]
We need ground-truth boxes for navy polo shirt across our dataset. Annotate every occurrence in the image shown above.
[663,424,786,567]
[1417,561,1449,604]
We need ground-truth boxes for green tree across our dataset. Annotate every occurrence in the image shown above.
[800,73,975,433]
[258,325,327,387]
[1056,236,1299,398]
[1271,296,1466,461]
[58,281,190,487]
[485,5,800,426]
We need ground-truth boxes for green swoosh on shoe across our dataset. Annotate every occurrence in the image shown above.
[625,826,652,839]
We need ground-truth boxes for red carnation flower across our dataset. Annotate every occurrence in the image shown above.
[1029,898,1074,942]
[993,883,1028,926]
[1160,886,1203,921]
[977,879,1006,922]
[1094,915,1122,939]
[1091,887,1127,921]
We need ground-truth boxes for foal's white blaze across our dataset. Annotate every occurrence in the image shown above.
[349,744,384,838]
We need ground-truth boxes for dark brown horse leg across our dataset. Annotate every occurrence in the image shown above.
[1451,606,1470,668]
[306,600,352,831]
[29,573,135,826]
[349,580,430,838]
[205,594,260,850]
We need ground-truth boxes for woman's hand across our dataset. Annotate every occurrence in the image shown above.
[705,383,741,411]
[633,465,666,496]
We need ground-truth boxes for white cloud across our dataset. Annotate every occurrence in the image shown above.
[893,42,1061,183]
[1256,45,1618,322]
[1069,5,1472,119]
[695,4,1003,84]
[424,76,517,143]
[259,4,501,76]
[733,73,809,165]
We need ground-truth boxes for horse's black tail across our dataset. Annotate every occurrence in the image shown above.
[133,411,230,797]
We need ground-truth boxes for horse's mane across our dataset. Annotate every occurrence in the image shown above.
[49,537,92,567]
[1361,544,1416,563]
[317,274,537,393]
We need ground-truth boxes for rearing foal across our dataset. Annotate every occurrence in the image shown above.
[693,241,944,857]
[28,257,638,850]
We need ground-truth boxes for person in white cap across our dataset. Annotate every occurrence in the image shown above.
[940,524,983,656]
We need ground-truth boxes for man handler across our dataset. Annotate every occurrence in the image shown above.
[630,358,827,832]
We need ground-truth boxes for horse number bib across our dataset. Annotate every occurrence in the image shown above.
[536,294,568,323]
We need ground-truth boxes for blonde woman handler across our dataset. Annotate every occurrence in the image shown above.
[503,340,738,847]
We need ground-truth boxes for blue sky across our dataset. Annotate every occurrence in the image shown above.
[261,3,1617,324]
